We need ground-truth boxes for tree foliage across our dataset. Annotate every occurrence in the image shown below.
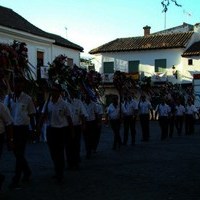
[161,0,182,13]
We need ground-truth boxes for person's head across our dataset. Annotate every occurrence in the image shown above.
[160,98,165,105]
[85,95,91,104]
[50,83,62,101]
[13,77,26,96]
[140,95,146,102]
[112,95,118,106]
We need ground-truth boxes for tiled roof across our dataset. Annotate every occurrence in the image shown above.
[182,41,200,57]
[0,6,83,52]
[89,32,193,54]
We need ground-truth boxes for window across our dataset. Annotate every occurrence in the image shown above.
[37,51,44,80]
[103,62,114,73]
[155,59,167,72]
[128,60,139,73]
[188,59,193,65]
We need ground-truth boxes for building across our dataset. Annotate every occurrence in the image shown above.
[0,6,83,80]
[89,22,200,103]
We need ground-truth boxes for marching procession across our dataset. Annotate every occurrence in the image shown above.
[0,41,200,192]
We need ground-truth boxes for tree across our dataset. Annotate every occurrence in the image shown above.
[161,0,182,13]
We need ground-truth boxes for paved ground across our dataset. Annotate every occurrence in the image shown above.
[1,121,200,200]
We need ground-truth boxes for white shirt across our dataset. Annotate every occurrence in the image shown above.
[138,100,152,114]
[122,99,138,116]
[0,102,13,134]
[96,103,104,116]
[42,97,72,128]
[185,104,198,115]
[4,92,36,126]
[70,98,88,126]
[107,103,120,120]
[175,104,185,116]
[155,103,171,117]
[84,101,97,121]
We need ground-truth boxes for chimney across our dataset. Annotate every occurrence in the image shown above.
[143,25,151,36]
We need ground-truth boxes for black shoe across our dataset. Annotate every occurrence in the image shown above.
[0,175,5,191]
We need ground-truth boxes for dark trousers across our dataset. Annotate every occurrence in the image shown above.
[185,114,194,135]
[93,121,102,152]
[83,120,96,157]
[175,116,184,135]
[159,116,169,140]
[0,133,5,176]
[46,127,65,180]
[169,115,175,137]
[66,125,81,168]
[12,126,31,184]
[123,116,136,145]
[110,119,122,149]
[139,114,150,141]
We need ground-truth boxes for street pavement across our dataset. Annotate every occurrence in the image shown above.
[1,121,200,200]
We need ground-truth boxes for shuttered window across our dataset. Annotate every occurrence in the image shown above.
[155,59,167,72]
[128,60,139,73]
[103,62,114,73]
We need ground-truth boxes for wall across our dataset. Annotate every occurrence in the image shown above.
[0,28,81,79]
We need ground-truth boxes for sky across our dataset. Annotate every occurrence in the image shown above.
[0,0,199,57]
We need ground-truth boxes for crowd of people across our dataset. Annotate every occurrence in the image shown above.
[0,78,199,191]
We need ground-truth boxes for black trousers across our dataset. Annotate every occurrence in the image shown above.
[65,125,81,168]
[169,115,175,137]
[110,119,122,149]
[158,116,169,140]
[46,127,66,180]
[0,133,5,177]
[12,126,31,184]
[139,114,150,141]
[175,116,184,135]
[185,114,194,135]
[83,120,96,157]
[123,115,136,145]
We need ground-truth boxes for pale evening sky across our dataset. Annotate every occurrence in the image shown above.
[0,0,199,57]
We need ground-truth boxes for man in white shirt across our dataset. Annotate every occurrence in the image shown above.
[0,102,13,190]
[106,95,122,150]
[174,99,185,135]
[40,84,73,184]
[122,95,138,145]
[138,95,153,142]
[185,99,198,135]
[83,95,98,158]
[66,91,88,170]
[155,98,171,140]
[4,77,36,189]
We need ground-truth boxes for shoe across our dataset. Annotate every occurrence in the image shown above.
[0,175,5,191]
